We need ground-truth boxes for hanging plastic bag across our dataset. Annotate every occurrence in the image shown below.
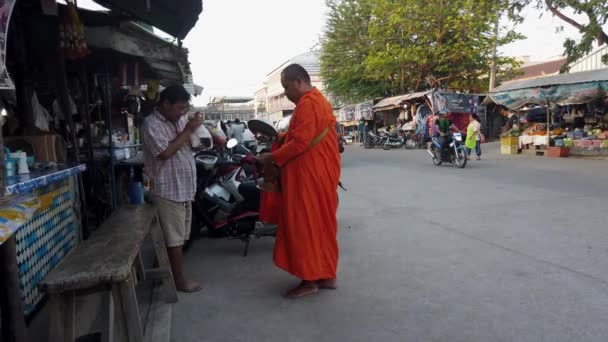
[32,91,52,132]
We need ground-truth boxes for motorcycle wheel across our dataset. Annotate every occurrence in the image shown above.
[382,143,391,150]
[364,138,374,149]
[431,147,442,166]
[455,149,467,168]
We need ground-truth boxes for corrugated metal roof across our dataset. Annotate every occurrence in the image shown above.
[491,69,608,93]
[373,90,431,111]
[92,0,202,39]
[509,58,566,81]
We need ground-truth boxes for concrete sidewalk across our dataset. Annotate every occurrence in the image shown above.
[171,145,608,342]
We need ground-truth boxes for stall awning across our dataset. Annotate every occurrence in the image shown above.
[86,22,190,84]
[487,69,608,109]
[373,90,431,111]
[92,0,203,39]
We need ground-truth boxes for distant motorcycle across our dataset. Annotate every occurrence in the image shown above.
[428,132,467,168]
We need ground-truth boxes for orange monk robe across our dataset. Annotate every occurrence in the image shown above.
[272,88,341,281]
[259,134,285,224]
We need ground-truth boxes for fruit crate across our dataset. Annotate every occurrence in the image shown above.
[546,147,569,158]
[501,145,519,155]
[500,136,519,147]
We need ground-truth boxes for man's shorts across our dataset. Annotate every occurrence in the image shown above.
[152,195,192,248]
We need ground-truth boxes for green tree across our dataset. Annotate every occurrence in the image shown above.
[509,0,608,71]
[320,0,390,104]
[320,0,521,103]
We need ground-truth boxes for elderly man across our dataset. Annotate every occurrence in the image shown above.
[141,85,202,292]
[257,64,341,299]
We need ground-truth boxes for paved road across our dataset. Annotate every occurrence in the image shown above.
[172,143,608,342]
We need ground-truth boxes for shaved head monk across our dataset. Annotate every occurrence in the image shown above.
[257,64,341,299]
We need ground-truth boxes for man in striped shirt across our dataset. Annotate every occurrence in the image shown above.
[142,85,202,292]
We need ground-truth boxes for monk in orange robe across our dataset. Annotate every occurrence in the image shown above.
[258,132,285,224]
[256,64,341,299]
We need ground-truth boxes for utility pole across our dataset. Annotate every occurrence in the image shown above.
[489,4,501,91]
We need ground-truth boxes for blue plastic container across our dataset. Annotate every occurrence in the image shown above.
[128,182,144,205]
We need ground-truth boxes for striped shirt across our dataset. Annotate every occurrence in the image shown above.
[141,111,196,202]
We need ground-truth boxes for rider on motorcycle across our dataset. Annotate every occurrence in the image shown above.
[433,114,460,159]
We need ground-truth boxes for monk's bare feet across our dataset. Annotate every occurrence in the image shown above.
[176,280,202,293]
[284,281,319,299]
[317,278,338,290]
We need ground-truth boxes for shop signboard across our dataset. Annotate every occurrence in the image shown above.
[339,105,355,122]
[431,91,479,115]
[355,101,374,120]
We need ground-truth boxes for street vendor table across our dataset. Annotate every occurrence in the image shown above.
[519,135,549,148]
[0,164,85,341]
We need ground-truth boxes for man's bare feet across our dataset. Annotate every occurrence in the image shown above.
[317,278,338,290]
[176,280,202,293]
[284,281,319,299]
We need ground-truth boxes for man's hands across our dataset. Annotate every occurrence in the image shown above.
[157,113,202,160]
[255,152,274,165]
[186,112,203,133]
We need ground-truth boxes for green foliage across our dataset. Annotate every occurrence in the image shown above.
[509,0,608,71]
[320,0,521,104]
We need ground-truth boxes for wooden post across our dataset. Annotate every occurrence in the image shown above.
[546,100,551,147]
[103,63,117,210]
[116,278,144,342]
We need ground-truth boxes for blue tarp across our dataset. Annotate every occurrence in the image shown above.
[488,69,608,109]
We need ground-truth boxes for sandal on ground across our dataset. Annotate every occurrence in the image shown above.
[317,278,338,290]
[284,281,319,299]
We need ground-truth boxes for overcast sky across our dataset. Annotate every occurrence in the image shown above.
[79,0,587,106]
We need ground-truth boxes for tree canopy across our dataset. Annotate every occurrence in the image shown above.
[509,0,608,72]
[320,0,522,104]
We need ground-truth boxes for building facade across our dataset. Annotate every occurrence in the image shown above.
[568,45,608,73]
[254,51,332,123]
[198,96,255,122]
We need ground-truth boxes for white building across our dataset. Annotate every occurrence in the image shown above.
[254,51,330,123]
[568,45,608,73]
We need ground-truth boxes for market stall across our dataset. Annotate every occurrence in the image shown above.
[373,90,431,132]
[488,69,608,157]
[0,1,200,340]
[338,100,374,141]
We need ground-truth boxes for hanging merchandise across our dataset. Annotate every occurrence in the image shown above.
[32,91,53,132]
[145,79,160,102]
[0,0,16,89]
[120,61,141,88]
[59,0,89,60]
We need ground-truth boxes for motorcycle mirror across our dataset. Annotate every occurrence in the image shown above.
[227,138,238,149]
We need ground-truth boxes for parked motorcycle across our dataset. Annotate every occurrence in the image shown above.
[364,131,388,149]
[382,130,406,150]
[403,130,420,149]
[189,138,277,256]
[428,132,467,168]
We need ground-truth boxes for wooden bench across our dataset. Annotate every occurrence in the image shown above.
[41,204,177,342]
